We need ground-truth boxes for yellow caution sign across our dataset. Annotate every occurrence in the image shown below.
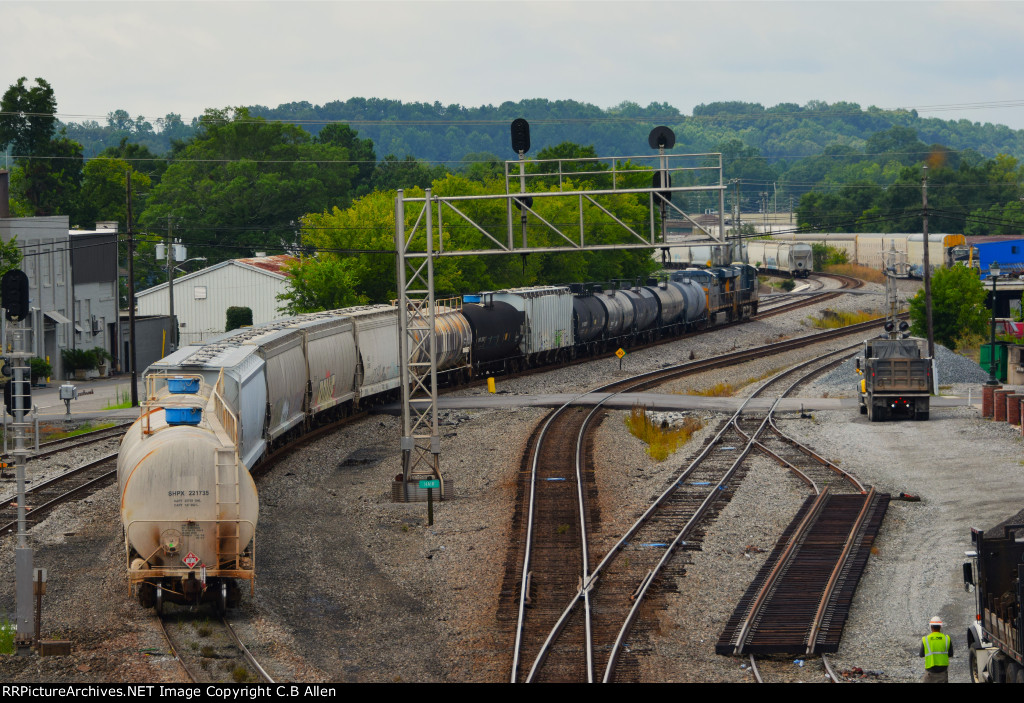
[615,348,626,359]
[487,377,496,394]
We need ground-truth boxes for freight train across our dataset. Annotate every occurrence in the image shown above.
[118,265,759,611]
[745,240,813,278]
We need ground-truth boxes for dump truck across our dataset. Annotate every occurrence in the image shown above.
[855,331,932,422]
[963,524,1024,683]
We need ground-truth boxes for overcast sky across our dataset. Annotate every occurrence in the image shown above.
[4,0,1024,132]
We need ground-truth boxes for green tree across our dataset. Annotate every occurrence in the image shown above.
[315,123,376,196]
[77,157,151,229]
[140,107,359,263]
[908,264,987,349]
[0,77,82,216]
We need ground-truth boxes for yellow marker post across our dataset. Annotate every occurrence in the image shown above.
[616,347,626,370]
[487,377,496,394]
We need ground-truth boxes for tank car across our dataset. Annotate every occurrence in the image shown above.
[461,295,525,372]
[745,240,812,278]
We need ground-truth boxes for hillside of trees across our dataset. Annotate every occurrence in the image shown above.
[4,78,1024,311]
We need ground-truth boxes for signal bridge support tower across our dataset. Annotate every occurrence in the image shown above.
[393,124,728,502]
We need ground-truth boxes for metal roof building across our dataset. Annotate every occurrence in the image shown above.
[135,255,295,348]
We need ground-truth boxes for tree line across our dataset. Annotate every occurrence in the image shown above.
[3,77,1024,314]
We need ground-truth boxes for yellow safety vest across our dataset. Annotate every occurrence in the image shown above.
[922,632,951,669]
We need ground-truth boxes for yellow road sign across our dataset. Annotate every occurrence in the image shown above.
[615,348,626,359]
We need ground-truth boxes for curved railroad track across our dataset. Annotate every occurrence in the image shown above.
[0,451,118,535]
[505,320,879,682]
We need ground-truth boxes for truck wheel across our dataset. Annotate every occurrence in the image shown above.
[916,411,929,421]
[1006,659,1020,683]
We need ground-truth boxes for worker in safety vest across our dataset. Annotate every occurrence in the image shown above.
[919,616,954,682]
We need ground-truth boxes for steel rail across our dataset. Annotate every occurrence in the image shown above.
[156,615,197,683]
[600,404,775,682]
[805,487,877,654]
[514,321,884,681]
[526,346,861,681]
[224,618,276,684]
[822,653,841,683]
[0,452,118,534]
[729,488,832,655]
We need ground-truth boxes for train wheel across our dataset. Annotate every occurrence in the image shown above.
[155,585,164,615]
[138,583,155,609]
[1005,659,1021,683]
[216,582,228,616]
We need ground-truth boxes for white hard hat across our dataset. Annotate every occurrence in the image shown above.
[929,616,944,627]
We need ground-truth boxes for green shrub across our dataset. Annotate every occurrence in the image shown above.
[61,348,97,372]
[225,306,253,332]
[29,357,52,383]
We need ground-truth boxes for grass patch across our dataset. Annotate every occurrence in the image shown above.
[0,617,13,655]
[233,666,256,683]
[681,369,784,397]
[823,262,887,284]
[625,404,704,462]
[807,309,884,329]
[39,421,116,442]
[102,386,132,410]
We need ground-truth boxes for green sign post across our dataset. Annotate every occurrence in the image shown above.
[419,479,440,525]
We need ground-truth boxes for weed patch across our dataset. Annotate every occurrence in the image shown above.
[625,405,704,462]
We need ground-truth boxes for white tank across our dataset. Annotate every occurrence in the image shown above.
[118,403,258,572]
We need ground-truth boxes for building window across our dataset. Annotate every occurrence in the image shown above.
[194,286,207,300]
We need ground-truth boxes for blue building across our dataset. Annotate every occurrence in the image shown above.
[966,236,1024,279]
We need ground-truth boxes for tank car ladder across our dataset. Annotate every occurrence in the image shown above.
[214,447,241,569]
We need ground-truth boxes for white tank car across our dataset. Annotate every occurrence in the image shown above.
[119,353,263,614]
[745,240,813,278]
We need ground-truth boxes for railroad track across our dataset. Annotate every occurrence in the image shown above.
[716,351,889,661]
[0,452,118,535]
[505,323,878,682]
[157,613,275,684]
[2,421,132,462]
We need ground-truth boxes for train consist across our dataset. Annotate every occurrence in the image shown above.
[745,240,813,278]
[769,232,967,277]
[117,266,760,611]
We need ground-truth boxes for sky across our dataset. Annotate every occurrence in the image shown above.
[4,0,1024,131]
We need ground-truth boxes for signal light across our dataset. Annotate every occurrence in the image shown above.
[652,171,672,203]
[510,118,531,155]
[1,269,29,322]
[648,126,676,150]
[3,379,30,416]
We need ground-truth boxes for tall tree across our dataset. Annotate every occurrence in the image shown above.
[908,264,987,349]
[140,107,359,263]
[0,77,83,217]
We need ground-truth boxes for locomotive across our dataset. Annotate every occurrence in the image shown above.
[118,265,759,610]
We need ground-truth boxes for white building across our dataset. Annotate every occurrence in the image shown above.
[0,210,119,379]
[135,255,294,347]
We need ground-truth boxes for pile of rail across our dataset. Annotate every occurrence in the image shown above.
[716,488,889,655]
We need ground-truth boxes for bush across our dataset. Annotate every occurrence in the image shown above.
[226,306,253,332]
[91,347,112,366]
[780,278,796,292]
[29,357,52,383]
[61,348,97,371]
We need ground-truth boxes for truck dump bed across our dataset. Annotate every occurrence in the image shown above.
[972,527,1024,662]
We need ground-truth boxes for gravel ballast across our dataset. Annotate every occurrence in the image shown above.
[2,280,1018,683]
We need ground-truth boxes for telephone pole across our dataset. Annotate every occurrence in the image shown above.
[126,172,138,407]
[922,166,935,358]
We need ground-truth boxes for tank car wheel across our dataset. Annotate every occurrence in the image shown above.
[216,582,228,616]
[155,585,164,615]
[138,583,156,609]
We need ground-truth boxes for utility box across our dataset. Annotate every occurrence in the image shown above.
[983,343,1010,383]
[58,384,78,401]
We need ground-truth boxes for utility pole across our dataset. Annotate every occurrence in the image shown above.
[922,166,935,358]
[166,216,176,352]
[126,172,138,407]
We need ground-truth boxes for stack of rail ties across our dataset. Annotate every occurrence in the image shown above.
[715,490,889,655]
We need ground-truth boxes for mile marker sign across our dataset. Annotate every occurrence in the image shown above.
[615,348,626,359]
[419,479,440,490]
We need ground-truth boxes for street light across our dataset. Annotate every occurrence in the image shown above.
[987,261,1001,386]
